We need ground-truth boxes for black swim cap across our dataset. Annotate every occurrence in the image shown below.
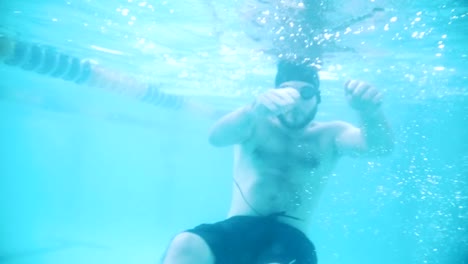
[275,58,321,103]
[275,59,320,88]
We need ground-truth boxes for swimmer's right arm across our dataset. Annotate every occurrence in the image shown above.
[208,105,257,147]
[208,88,299,147]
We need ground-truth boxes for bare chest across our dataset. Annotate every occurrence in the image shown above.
[249,122,335,172]
[252,138,319,170]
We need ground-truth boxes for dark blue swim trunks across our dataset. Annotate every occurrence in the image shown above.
[186,215,317,264]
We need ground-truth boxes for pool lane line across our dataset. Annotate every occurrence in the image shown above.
[0,35,186,110]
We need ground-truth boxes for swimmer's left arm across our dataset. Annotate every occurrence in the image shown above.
[334,111,393,157]
[335,80,394,157]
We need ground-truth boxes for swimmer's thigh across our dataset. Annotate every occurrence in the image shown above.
[162,232,215,264]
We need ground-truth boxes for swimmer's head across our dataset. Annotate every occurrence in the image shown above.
[275,58,321,103]
[275,58,321,129]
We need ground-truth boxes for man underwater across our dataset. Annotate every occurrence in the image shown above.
[162,58,394,264]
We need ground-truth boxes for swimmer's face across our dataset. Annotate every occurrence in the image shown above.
[278,81,319,129]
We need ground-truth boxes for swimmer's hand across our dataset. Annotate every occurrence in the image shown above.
[251,88,301,117]
[345,80,383,113]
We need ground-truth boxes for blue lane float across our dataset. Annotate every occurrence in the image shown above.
[0,34,185,110]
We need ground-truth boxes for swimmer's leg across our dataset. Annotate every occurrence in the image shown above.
[161,232,215,264]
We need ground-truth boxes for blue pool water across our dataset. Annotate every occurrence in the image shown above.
[0,0,467,264]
